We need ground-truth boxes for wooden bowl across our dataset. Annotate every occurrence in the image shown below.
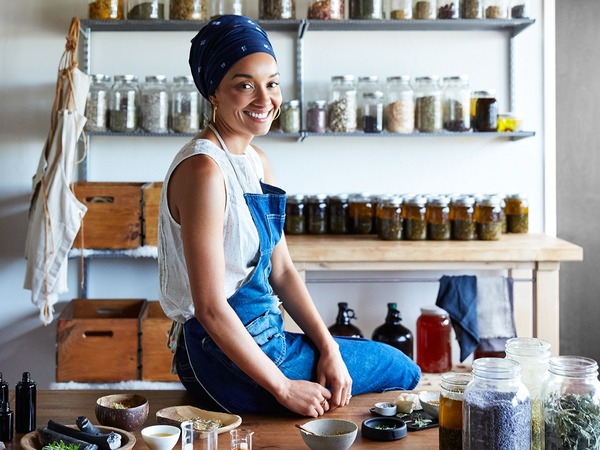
[95,393,149,431]
[21,424,135,450]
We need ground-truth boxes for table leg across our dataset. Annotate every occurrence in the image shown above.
[533,261,560,355]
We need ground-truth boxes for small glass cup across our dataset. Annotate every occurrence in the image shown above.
[181,420,218,450]
[230,429,254,450]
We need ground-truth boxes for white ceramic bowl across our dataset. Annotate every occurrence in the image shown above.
[299,419,358,450]
[418,391,440,419]
[141,425,181,450]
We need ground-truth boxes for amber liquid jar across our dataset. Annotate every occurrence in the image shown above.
[426,195,451,240]
[349,193,374,234]
[306,194,329,235]
[377,196,403,241]
[416,307,452,373]
[328,194,350,234]
[475,196,503,240]
[505,193,529,233]
[88,0,125,19]
[450,195,475,240]
[285,194,306,235]
[439,372,471,450]
[402,195,427,241]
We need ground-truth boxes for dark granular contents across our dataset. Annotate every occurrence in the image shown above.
[438,3,457,19]
[128,2,165,19]
[511,4,526,18]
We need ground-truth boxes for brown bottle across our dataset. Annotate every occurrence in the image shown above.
[328,302,363,338]
[372,302,414,359]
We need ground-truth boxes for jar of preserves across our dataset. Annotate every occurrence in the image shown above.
[505,338,551,450]
[361,91,384,133]
[463,358,531,449]
[85,74,111,132]
[475,195,503,240]
[140,75,169,134]
[372,303,413,359]
[497,112,523,132]
[306,194,329,235]
[171,75,200,134]
[328,75,357,133]
[349,193,374,234]
[484,0,507,18]
[356,75,380,126]
[280,99,301,133]
[450,195,475,240]
[461,0,482,17]
[384,75,414,134]
[209,0,243,18]
[443,75,471,132]
[328,302,363,338]
[510,0,529,18]
[437,0,459,18]
[413,0,435,18]
[170,0,207,19]
[475,92,498,132]
[88,0,124,19]
[416,307,452,373]
[260,0,296,19]
[402,195,427,240]
[109,75,139,133]
[377,196,403,240]
[541,356,600,450]
[328,194,350,234]
[349,0,384,19]
[426,195,451,240]
[505,193,528,233]
[128,0,166,19]
[306,100,327,133]
[439,372,472,450]
[414,76,443,133]
[285,194,307,235]
[307,0,344,19]
[389,0,412,18]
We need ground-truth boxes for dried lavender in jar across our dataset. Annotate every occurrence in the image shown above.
[306,100,327,133]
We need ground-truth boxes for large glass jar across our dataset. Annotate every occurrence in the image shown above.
[413,0,436,18]
[416,307,452,373]
[140,75,169,134]
[306,194,329,235]
[505,193,529,233]
[377,196,403,241]
[88,0,125,19]
[349,193,374,234]
[209,0,243,18]
[505,338,551,450]
[306,100,327,133]
[328,75,357,133]
[484,0,507,18]
[285,194,307,235]
[109,74,139,133]
[280,99,301,133]
[450,195,475,240]
[426,195,451,240]
[414,76,443,133]
[361,91,384,133]
[475,195,503,240]
[171,75,200,134]
[307,0,344,19]
[402,195,427,240]
[384,75,414,134]
[443,75,471,132]
[260,0,296,19]
[170,0,207,19]
[349,0,384,19]
[437,0,459,18]
[389,0,412,18]
[461,0,482,18]
[510,0,529,18]
[328,194,350,234]
[128,0,166,19]
[463,358,531,449]
[439,372,472,450]
[85,74,111,132]
[541,356,600,450]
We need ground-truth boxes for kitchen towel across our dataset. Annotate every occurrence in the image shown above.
[476,276,516,353]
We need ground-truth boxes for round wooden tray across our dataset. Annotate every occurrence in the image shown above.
[20,424,136,450]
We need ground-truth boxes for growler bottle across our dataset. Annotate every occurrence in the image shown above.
[328,302,363,338]
[372,302,414,359]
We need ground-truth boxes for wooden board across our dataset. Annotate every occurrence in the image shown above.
[20,425,135,450]
[142,182,162,247]
[140,301,179,381]
[156,405,242,435]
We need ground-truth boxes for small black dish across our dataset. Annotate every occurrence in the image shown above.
[361,417,408,441]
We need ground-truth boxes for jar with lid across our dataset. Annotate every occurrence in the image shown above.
[389,0,412,18]
[307,0,344,19]
[328,75,357,133]
[171,75,200,134]
[170,0,207,19]
[260,0,296,19]
[541,356,600,450]
[505,338,551,450]
[349,193,374,234]
[209,0,243,18]
[439,372,472,450]
[402,195,427,240]
[475,195,503,240]
[306,194,329,235]
[88,0,124,19]
[463,358,531,449]
[483,0,507,18]
[328,302,363,338]
[350,0,384,19]
[416,307,452,373]
[384,75,414,134]
[497,112,523,132]
[443,75,471,132]
[413,0,436,19]
[505,193,528,233]
[306,100,327,133]
[461,0,482,18]
[470,90,491,128]
[285,194,307,235]
[140,75,169,134]
[414,76,443,133]
[356,75,380,127]
[372,303,413,358]
[85,74,111,132]
[109,75,139,133]
[280,100,301,133]
[426,195,451,240]
[377,196,403,240]
[128,0,166,19]
[475,92,498,131]
[510,0,529,18]
[328,194,350,234]
[450,195,475,240]
[361,91,384,133]
[437,0,459,18]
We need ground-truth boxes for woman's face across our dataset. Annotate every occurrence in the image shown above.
[211,52,282,137]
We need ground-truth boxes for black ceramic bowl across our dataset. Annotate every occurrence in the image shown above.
[361,417,408,441]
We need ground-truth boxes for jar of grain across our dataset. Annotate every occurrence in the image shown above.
[361,91,384,133]
[402,195,427,240]
[307,0,345,19]
[389,0,412,18]
[437,0,459,18]
[171,75,200,134]
[414,76,442,133]
[377,196,403,241]
[208,0,243,18]
[109,75,139,133]
[88,0,125,19]
[505,193,528,233]
[306,100,328,133]
[450,195,475,240]
[474,195,503,240]
[328,194,350,234]
[85,74,111,132]
[426,195,451,240]
[483,0,507,18]
[461,0,482,18]
[280,99,301,133]
[170,0,207,19]
[260,0,296,19]
[413,0,435,19]
[384,76,414,134]
[510,0,529,18]
[349,0,384,19]
[443,75,471,132]
[349,193,375,234]
[285,194,307,235]
[140,75,169,134]
[306,194,329,235]
[128,0,166,19]
[328,75,357,133]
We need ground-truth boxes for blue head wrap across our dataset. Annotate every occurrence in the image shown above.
[189,15,277,100]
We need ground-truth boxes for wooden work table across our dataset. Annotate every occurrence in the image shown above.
[6,390,437,450]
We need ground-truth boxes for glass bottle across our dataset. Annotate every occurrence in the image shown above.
[209,0,243,18]
[306,100,328,133]
[328,302,363,338]
[475,195,503,240]
[88,0,125,19]
[505,337,551,450]
[128,0,166,19]
[505,193,529,233]
[109,74,139,133]
[361,91,384,133]
[402,195,427,240]
[461,0,482,18]
[328,194,350,234]
[306,194,329,235]
[463,358,531,449]
[450,195,475,240]
[437,0,459,18]
[0,400,13,442]
[350,0,384,19]
[0,372,7,403]
[439,372,472,450]
[85,74,111,132]
[389,0,412,18]
[416,307,452,373]
[307,0,344,19]
[484,0,508,18]
[280,99,301,133]
[510,0,529,18]
[377,196,403,241]
[443,75,471,132]
[541,356,600,450]
[384,75,414,134]
[285,194,307,235]
[372,303,413,358]
[260,0,296,19]
[170,0,207,19]
[328,75,357,133]
[15,372,36,434]
[414,76,443,133]
[140,75,169,134]
[348,193,374,234]
[171,75,200,134]
[475,91,498,131]
[426,195,451,240]
[413,0,436,19]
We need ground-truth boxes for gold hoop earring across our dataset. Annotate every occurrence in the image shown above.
[212,104,217,123]
[273,107,281,120]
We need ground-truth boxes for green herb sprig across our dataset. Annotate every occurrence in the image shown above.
[544,392,600,450]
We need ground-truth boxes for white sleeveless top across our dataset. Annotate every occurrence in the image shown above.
[158,139,264,323]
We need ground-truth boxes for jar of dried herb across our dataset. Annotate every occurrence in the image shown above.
[450,195,475,240]
[474,195,502,240]
[108,75,140,133]
[483,0,507,18]
[128,0,166,19]
[437,0,459,18]
[328,75,357,133]
[170,0,207,19]
[413,0,436,19]
[171,75,200,134]
[260,0,296,19]
[377,196,403,241]
[505,193,529,233]
[426,195,451,240]
[442,75,471,132]
[328,194,350,234]
[280,99,301,133]
[349,193,375,234]
[461,0,482,18]
[285,194,307,235]
[389,0,412,18]
[140,75,169,134]
[349,0,384,19]
[306,194,329,235]
[414,76,443,133]
[88,0,125,19]
[85,74,111,132]
[307,0,344,19]
[384,75,414,134]
[402,195,427,241]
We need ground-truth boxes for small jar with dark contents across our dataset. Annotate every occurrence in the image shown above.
[285,194,307,235]
[475,91,498,132]
[260,0,296,19]
[361,91,385,133]
[442,75,471,132]
[328,194,350,234]
[437,0,459,18]
[402,195,427,241]
[510,0,529,18]
[306,100,327,133]
[426,195,451,240]
[505,193,529,233]
[450,195,475,240]
[349,193,375,234]
[378,196,403,241]
[475,195,503,240]
[306,194,329,235]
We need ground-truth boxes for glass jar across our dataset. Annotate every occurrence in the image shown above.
[413,0,436,19]
[470,90,491,128]
[260,0,296,19]
[328,194,350,234]
[463,358,531,449]
[439,372,472,450]
[285,194,307,235]
[356,75,380,127]
[384,75,414,134]
[140,75,169,134]
[306,100,327,133]
[170,0,207,19]
[361,91,384,133]
[414,76,443,133]
[109,74,139,133]
[372,303,414,359]
[85,74,111,132]
[306,194,329,235]
[88,0,125,19]
[377,196,403,241]
[328,75,357,133]
[171,75,200,134]
[209,0,243,18]
[497,112,523,132]
[402,195,427,240]
[475,92,498,132]
[280,99,301,133]
[484,0,507,18]
[505,338,551,450]
[437,0,459,18]
[510,0,529,18]
[389,0,412,18]
[505,193,529,233]
[349,193,374,234]
[475,195,503,240]
[416,307,452,373]
[128,0,166,19]
[350,0,384,19]
[461,0,482,18]
[450,195,475,240]
[541,356,600,450]
[426,195,450,240]
[443,75,471,132]
[307,0,344,19]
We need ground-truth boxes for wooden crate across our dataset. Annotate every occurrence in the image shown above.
[142,182,162,247]
[56,299,146,382]
[140,301,178,381]
[72,182,143,249]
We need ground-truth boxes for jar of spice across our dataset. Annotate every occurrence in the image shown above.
[510,0,529,18]
[505,193,529,233]
[413,0,436,19]
[109,75,139,133]
[450,195,475,240]
[475,91,498,132]
[280,99,301,133]
[439,372,472,450]
[171,75,200,134]
[443,75,471,132]
[361,91,384,133]
[285,194,307,235]
[483,0,507,18]
[128,0,166,19]
[328,75,358,133]
[414,76,443,133]
[306,100,327,133]
[209,0,243,18]
[475,195,503,240]
[349,193,374,234]
[426,195,451,240]
[170,0,207,19]
[88,0,124,19]
[307,0,344,19]
[350,0,384,19]
[260,0,296,19]
[384,75,414,134]
[416,307,452,373]
[402,195,427,240]
[328,194,350,234]
[85,74,111,132]
[389,0,412,18]
[437,0,459,18]
[463,358,531,449]
[306,194,329,235]
[140,75,169,134]
[461,0,482,18]
[377,196,403,240]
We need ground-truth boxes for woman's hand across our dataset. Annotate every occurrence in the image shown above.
[316,348,353,410]
[274,379,333,417]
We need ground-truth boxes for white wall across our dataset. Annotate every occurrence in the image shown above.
[0,0,549,388]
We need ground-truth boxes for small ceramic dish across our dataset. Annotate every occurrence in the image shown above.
[373,402,397,416]
[141,425,180,450]
[418,391,440,419]
[361,417,408,441]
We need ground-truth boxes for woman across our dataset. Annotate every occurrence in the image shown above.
[158,15,420,417]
